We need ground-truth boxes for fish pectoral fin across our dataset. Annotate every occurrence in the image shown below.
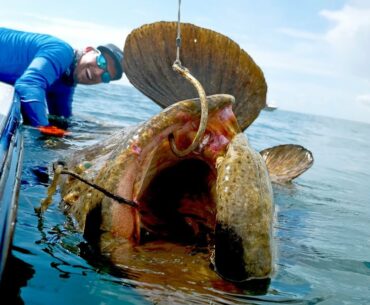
[260,144,314,183]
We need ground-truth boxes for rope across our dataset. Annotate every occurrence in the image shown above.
[37,164,138,213]
[169,0,209,157]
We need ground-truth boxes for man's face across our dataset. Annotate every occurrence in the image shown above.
[75,48,116,85]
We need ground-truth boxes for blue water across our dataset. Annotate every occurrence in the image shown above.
[5,83,370,304]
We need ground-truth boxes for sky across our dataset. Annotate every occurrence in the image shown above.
[1,0,370,124]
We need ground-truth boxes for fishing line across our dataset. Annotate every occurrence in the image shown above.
[37,164,138,213]
[174,0,182,66]
[59,168,138,208]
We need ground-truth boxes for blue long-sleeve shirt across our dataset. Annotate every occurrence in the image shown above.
[0,28,76,126]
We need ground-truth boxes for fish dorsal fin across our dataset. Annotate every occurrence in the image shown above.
[123,21,267,131]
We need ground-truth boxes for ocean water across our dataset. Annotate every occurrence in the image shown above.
[3,83,370,304]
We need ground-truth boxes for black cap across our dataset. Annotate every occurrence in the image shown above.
[97,43,124,81]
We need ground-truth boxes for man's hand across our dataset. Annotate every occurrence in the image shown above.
[38,125,70,137]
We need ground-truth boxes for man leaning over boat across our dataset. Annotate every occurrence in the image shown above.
[0,27,124,137]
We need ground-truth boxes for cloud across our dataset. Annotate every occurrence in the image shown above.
[356,94,370,107]
[1,12,130,49]
[239,2,370,123]
[320,3,370,80]
[277,27,323,42]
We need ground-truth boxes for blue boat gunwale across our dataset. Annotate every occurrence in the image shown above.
[0,82,24,281]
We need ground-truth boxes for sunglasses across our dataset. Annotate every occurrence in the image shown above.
[96,52,111,83]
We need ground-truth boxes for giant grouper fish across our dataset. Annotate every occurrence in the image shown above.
[39,22,313,289]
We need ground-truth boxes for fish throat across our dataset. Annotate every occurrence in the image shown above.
[138,158,216,245]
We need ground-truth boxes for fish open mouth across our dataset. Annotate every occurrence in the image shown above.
[63,94,274,283]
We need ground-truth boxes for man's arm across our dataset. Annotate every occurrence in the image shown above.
[15,42,74,127]
[15,57,50,126]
